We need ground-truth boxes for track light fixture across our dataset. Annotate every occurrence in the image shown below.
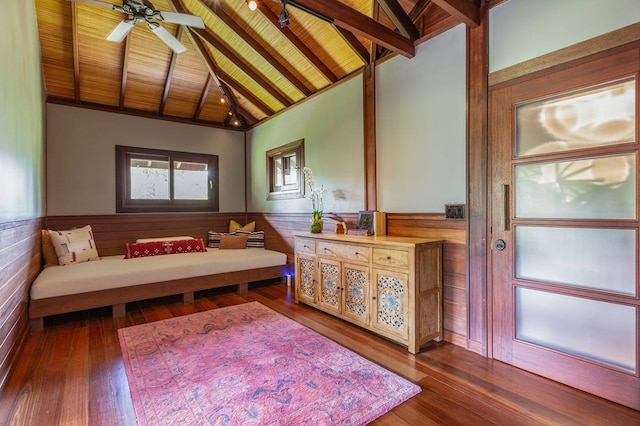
[246,0,257,11]
[278,0,289,28]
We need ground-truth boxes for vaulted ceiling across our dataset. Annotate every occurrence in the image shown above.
[35,0,483,130]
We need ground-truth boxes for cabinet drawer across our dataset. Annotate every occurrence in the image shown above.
[295,238,316,255]
[318,241,370,262]
[373,248,409,268]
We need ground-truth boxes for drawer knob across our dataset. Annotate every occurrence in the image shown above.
[355,251,359,255]
[304,245,310,249]
[386,256,391,260]
[372,296,377,300]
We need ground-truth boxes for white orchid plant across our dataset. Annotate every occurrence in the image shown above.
[303,167,327,219]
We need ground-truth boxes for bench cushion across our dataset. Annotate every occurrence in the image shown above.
[31,248,287,300]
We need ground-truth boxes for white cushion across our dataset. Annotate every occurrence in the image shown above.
[48,225,100,266]
[31,248,287,299]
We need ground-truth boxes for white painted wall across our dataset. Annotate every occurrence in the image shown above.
[0,0,44,223]
[376,24,467,213]
[42,1,638,218]
[246,75,365,214]
[46,104,246,215]
[490,0,640,72]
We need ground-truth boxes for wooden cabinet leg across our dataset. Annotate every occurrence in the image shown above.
[183,291,194,303]
[237,283,248,294]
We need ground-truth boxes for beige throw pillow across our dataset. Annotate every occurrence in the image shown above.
[219,234,248,249]
[48,225,100,266]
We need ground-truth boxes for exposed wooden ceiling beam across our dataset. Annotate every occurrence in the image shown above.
[191,27,293,108]
[377,0,420,40]
[193,74,212,122]
[255,1,338,84]
[159,26,183,117]
[289,0,415,58]
[199,0,312,97]
[215,68,275,117]
[184,26,269,118]
[334,27,370,65]
[409,0,432,22]
[71,2,80,103]
[171,0,292,108]
[431,0,480,27]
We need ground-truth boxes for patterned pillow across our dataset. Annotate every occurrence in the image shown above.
[207,232,231,248]
[124,238,206,259]
[135,236,194,243]
[234,230,265,248]
[48,225,100,266]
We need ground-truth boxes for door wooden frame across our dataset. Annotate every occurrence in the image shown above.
[468,22,640,357]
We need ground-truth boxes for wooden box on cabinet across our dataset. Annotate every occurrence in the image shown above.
[294,233,443,354]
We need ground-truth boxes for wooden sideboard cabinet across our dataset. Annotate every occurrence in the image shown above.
[294,233,443,354]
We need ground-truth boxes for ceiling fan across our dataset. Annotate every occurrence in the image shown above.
[69,0,205,53]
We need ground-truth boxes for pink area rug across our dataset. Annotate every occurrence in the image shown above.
[118,301,420,425]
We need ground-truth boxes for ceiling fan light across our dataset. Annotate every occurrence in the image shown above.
[247,0,257,11]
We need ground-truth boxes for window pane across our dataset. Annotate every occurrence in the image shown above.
[130,158,170,200]
[283,153,297,186]
[515,154,636,219]
[174,161,208,200]
[516,288,636,373]
[515,226,636,295]
[273,156,283,188]
[515,79,635,157]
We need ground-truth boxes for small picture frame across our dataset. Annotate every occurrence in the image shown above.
[357,210,375,235]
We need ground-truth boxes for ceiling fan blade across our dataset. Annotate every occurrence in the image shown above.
[158,11,205,29]
[106,20,136,42]
[66,0,115,9]
[148,23,186,54]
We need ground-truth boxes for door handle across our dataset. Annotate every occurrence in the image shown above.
[495,239,506,251]
[502,184,510,231]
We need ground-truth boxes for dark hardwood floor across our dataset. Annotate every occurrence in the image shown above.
[1,281,638,425]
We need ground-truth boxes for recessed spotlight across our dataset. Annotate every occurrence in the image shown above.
[247,1,257,11]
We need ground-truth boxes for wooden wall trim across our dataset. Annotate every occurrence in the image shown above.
[489,22,640,87]
[363,64,377,211]
[467,6,489,355]
[45,213,246,257]
[0,218,43,391]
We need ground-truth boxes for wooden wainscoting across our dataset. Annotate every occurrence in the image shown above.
[247,212,468,349]
[0,218,43,390]
[45,213,249,256]
[247,212,359,263]
[386,213,468,348]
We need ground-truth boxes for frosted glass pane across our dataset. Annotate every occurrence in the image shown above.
[515,79,635,157]
[130,160,170,200]
[516,227,636,295]
[515,154,635,219]
[516,288,636,372]
[174,161,208,200]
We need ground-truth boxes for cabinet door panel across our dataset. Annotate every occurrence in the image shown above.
[342,262,370,326]
[372,269,410,341]
[295,255,316,305]
[318,258,342,315]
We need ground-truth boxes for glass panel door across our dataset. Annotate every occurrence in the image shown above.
[490,49,639,410]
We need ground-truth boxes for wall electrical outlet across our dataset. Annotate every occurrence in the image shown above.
[445,203,465,220]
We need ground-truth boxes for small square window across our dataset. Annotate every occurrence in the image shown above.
[267,139,304,201]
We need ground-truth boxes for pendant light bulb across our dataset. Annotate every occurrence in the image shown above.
[247,0,257,11]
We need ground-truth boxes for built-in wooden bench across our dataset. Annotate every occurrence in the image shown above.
[30,248,290,331]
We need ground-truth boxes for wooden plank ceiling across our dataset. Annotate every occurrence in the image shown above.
[35,0,482,129]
